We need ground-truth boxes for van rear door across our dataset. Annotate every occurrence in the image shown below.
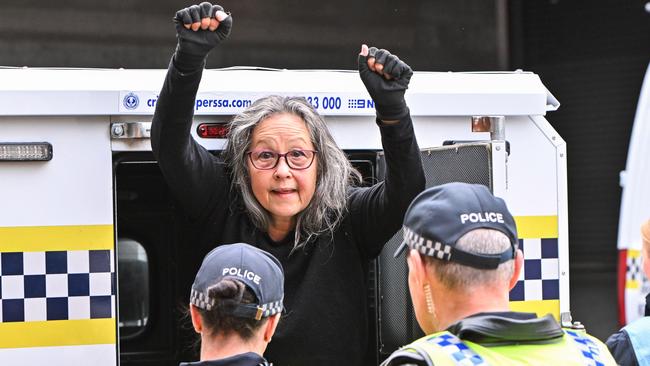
[0,116,117,366]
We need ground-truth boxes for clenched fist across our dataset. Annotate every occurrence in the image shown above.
[358,45,413,121]
[173,2,233,72]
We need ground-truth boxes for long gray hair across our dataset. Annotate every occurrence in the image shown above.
[223,95,360,249]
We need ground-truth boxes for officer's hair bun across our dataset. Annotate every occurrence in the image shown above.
[208,278,244,302]
[199,278,261,340]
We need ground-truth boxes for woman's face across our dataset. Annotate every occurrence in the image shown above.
[248,113,318,229]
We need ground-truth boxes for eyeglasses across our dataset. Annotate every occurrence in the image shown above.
[247,149,318,170]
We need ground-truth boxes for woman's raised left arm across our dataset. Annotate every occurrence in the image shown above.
[347,45,425,259]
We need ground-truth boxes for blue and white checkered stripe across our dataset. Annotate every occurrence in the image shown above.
[0,250,115,322]
[426,333,488,366]
[403,226,452,261]
[261,300,283,317]
[564,330,606,366]
[509,238,560,301]
[191,288,282,317]
[190,289,214,310]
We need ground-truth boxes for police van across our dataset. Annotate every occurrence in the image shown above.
[0,66,567,365]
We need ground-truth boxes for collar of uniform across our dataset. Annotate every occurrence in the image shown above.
[445,311,564,346]
[179,352,269,366]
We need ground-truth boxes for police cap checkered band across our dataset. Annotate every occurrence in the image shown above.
[402,226,453,260]
[394,182,518,270]
[190,243,285,320]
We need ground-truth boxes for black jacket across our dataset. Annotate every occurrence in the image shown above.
[151,61,425,366]
[180,352,269,366]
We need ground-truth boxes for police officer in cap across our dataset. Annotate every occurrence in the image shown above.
[183,243,284,366]
[384,182,616,365]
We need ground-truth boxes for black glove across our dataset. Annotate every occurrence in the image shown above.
[173,2,233,73]
[358,47,413,121]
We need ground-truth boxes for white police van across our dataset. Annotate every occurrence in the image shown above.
[0,66,567,365]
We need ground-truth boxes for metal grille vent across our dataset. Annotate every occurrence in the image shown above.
[375,142,493,355]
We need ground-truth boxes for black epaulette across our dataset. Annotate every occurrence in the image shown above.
[381,344,433,366]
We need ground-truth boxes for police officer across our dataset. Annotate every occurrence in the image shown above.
[183,243,284,366]
[384,182,616,365]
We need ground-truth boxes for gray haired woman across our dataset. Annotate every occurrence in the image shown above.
[151,3,425,366]
[225,95,356,247]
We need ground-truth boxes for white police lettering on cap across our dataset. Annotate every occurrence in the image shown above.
[222,267,262,284]
[459,212,504,224]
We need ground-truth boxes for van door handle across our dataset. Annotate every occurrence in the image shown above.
[111,122,152,139]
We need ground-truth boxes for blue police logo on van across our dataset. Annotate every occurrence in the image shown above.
[123,92,139,110]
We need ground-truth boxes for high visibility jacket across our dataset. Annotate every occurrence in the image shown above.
[383,328,617,366]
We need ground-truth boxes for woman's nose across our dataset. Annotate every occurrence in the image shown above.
[273,157,292,178]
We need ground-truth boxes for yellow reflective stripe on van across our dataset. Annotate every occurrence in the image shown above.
[514,216,558,239]
[510,300,560,321]
[0,225,113,252]
[0,319,116,348]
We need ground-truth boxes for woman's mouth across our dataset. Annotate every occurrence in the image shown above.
[272,188,297,195]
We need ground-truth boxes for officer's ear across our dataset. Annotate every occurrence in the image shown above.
[189,304,203,333]
[407,248,428,286]
[508,249,524,290]
[263,313,281,342]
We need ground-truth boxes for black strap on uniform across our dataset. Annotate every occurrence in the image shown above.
[381,345,432,366]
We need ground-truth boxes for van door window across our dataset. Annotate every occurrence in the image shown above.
[117,238,149,337]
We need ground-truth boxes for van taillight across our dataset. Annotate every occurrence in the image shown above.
[0,142,52,161]
[197,123,229,139]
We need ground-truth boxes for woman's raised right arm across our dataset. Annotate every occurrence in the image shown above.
[151,3,232,219]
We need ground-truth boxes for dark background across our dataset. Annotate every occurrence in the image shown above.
[2,0,649,341]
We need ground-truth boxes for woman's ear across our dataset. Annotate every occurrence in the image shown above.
[263,313,281,342]
[189,304,203,333]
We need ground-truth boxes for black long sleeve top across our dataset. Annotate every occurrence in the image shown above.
[151,61,425,366]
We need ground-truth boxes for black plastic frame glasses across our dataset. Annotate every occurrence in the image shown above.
[247,149,318,170]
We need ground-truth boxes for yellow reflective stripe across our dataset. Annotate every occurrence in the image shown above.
[509,300,560,321]
[514,216,558,239]
[0,225,113,252]
[0,319,115,349]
